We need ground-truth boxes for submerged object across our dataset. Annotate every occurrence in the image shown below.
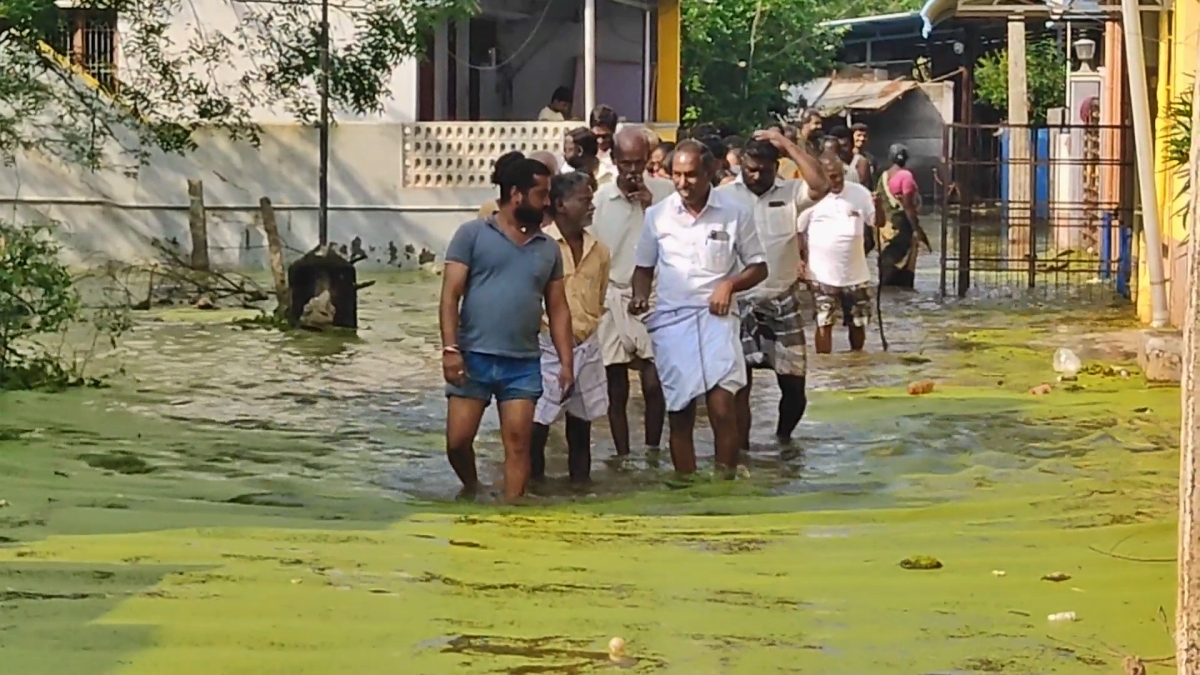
[1053,348,1081,377]
[1047,611,1077,622]
[899,556,943,570]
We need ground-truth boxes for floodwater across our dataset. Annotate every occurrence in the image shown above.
[0,261,1181,674]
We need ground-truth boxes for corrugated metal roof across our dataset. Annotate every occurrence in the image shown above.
[801,78,920,114]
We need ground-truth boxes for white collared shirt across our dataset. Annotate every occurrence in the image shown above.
[593,177,675,286]
[798,182,875,287]
[716,175,814,298]
[634,189,767,310]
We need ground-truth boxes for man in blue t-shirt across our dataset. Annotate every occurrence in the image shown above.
[439,153,576,501]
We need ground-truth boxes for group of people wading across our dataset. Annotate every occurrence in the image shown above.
[439,104,928,501]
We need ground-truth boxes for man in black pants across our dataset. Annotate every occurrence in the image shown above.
[718,130,829,450]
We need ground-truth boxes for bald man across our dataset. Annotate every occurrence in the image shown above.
[591,126,672,457]
[477,152,560,219]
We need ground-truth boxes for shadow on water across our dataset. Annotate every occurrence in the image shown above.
[55,265,1153,508]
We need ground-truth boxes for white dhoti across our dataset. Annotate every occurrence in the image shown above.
[597,284,654,366]
[644,306,746,413]
[534,332,609,426]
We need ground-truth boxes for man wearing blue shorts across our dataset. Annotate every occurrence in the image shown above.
[439,152,576,501]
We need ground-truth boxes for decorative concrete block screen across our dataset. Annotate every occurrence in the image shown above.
[401,122,575,188]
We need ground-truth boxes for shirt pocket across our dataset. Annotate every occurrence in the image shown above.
[759,203,796,243]
[698,232,735,273]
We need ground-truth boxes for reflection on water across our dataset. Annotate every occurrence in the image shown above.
[91,263,1139,504]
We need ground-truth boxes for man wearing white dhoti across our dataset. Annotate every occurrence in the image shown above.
[629,139,769,474]
[592,126,674,458]
[530,172,612,483]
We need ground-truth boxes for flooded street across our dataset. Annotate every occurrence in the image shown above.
[0,265,1181,673]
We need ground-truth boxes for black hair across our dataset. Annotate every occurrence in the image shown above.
[722,135,745,149]
[697,134,726,161]
[689,123,720,140]
[888,143,909,168]
[492,152,552,204]
[566,126,599,156]
[655,141,675,154]
[589,104,618,131]
[800,109,823,124]
[551,86,572,104]
[548,171,591,216]
[829,125,851,140]
[851,122,869,133]
[742,138,779,164]
[727,146,743,161]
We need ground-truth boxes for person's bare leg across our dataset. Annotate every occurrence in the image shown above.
[706,387,740,473]
[734,368,754,451]
[496,399,536,501]
[446,396,487,493]
[529,422,550,479]
[605,364,632,456]
[814,326,834,354]
[639,360,666,448]
[848,325,867,351]
[565,414,592,482]
[667,401,698,474]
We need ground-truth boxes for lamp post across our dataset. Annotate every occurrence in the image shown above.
[317,0,331,247]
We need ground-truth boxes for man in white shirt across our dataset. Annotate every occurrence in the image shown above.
[798,154,878,354]
[717,130,829,449]
[590,104,619,185]
[629,139,768,474]
[538,87,571,121]
[592,126,674,457]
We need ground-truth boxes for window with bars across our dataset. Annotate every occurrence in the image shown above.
[51,9,118,92]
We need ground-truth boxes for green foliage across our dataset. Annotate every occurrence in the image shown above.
[973,38,1067,124]
[1163,81,1193,224]
[0,0,471,170]
[0,220,130,390]
[680,0,920,132]
[682,0,838,133]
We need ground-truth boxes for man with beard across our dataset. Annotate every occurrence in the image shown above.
[592,126,672,458]
[478,151,559,219]
[529,172,611,483]
[440,152,575,501]
[629,140,768,475]
[718,131,828,451]
[829,125,870,186]
[798,109,825,157]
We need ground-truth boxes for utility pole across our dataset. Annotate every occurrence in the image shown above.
[1179,39,1200,674]
[317,0,331,246]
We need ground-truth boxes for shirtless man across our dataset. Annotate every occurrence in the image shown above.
[592,126,672,457]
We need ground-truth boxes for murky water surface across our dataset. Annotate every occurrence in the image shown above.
[91,265,1140,504]
[0,261,1178,674]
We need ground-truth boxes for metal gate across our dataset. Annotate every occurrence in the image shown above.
[937,122,1136,301]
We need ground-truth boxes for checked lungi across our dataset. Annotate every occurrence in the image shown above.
[533,332,609,425]
[737,282,808,376]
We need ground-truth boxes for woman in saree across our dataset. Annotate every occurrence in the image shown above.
[874,144,930,289]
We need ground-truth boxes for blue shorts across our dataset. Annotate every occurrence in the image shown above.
[445,351,543,403]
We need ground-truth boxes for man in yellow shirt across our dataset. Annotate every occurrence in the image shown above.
[529,171,612,483]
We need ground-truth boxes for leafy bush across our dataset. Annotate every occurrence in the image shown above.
[0,220,129,390]
[974,38,1067,124]
[1163,82,1193,223]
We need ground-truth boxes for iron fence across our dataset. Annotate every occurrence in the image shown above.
[937,122,1136,303]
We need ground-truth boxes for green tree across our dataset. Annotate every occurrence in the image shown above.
[973,38,1067,124]
[0,0,469,170]
[681,0,839,132]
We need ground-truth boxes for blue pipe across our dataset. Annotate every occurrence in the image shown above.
[1099,211,1112,280]
[1116,223,1132,299]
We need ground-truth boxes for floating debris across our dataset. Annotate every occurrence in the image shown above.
[1041,572,1072,582]
[992,570,1007,577]
[899,556,943,570]
[907,380,935,396]
[1047,611,1077,622]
